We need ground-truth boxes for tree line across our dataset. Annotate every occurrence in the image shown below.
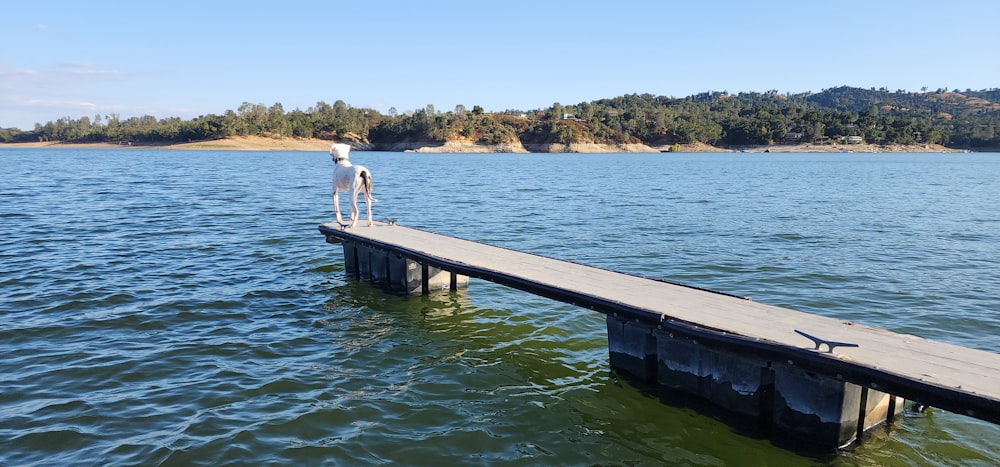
[2,86,998,149]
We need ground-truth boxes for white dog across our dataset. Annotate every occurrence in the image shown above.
[330,143,376,228]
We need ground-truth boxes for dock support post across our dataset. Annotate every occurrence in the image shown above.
[338,240,468,295]
[387,252,409,294]
[369,249,389,286]
[603,319,906,449]
[356,244,373,282]
[606,315,657,382]
[856,386,870,442]
[342,242,359,279]
[770,361,902,448]
[886,394,897,424]
[655,328,771,419]
[417,264,467,294]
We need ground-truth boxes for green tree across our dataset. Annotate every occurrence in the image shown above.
[267,102,291,137]
[238,102,268,136]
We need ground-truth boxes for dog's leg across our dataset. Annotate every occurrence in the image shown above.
[349,186,360,229]
[333,188,344,225]
[364,191,373,227]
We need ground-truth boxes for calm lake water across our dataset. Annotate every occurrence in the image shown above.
[1,148,998,466]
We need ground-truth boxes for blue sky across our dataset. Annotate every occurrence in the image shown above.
[2,0,997,130]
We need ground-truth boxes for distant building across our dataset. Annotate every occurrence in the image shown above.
[783,132,803,143]
[842,135,863,144]
[562,113,579,121]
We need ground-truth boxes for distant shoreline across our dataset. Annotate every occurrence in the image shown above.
[0,136,981,153]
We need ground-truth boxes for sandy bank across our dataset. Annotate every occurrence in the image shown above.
[734,143,962,153]
[394,141,664,153]
[1,137,968,153]
[0,136,333,152]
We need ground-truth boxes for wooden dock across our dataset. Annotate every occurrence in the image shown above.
[319,221,1000,446]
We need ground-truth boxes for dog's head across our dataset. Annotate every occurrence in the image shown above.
[330,143,352,163]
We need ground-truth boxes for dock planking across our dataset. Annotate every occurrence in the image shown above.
[319,221,1000,426]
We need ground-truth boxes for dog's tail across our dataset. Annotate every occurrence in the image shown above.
[361,170,377,202]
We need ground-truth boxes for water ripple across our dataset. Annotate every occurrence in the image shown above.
[1,149,998,466]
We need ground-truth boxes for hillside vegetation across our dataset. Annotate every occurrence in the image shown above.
[2,86,998,150]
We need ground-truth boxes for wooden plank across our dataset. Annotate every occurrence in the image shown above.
[319,221,1000,423]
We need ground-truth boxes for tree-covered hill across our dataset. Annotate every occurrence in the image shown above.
[3,86,998,149]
